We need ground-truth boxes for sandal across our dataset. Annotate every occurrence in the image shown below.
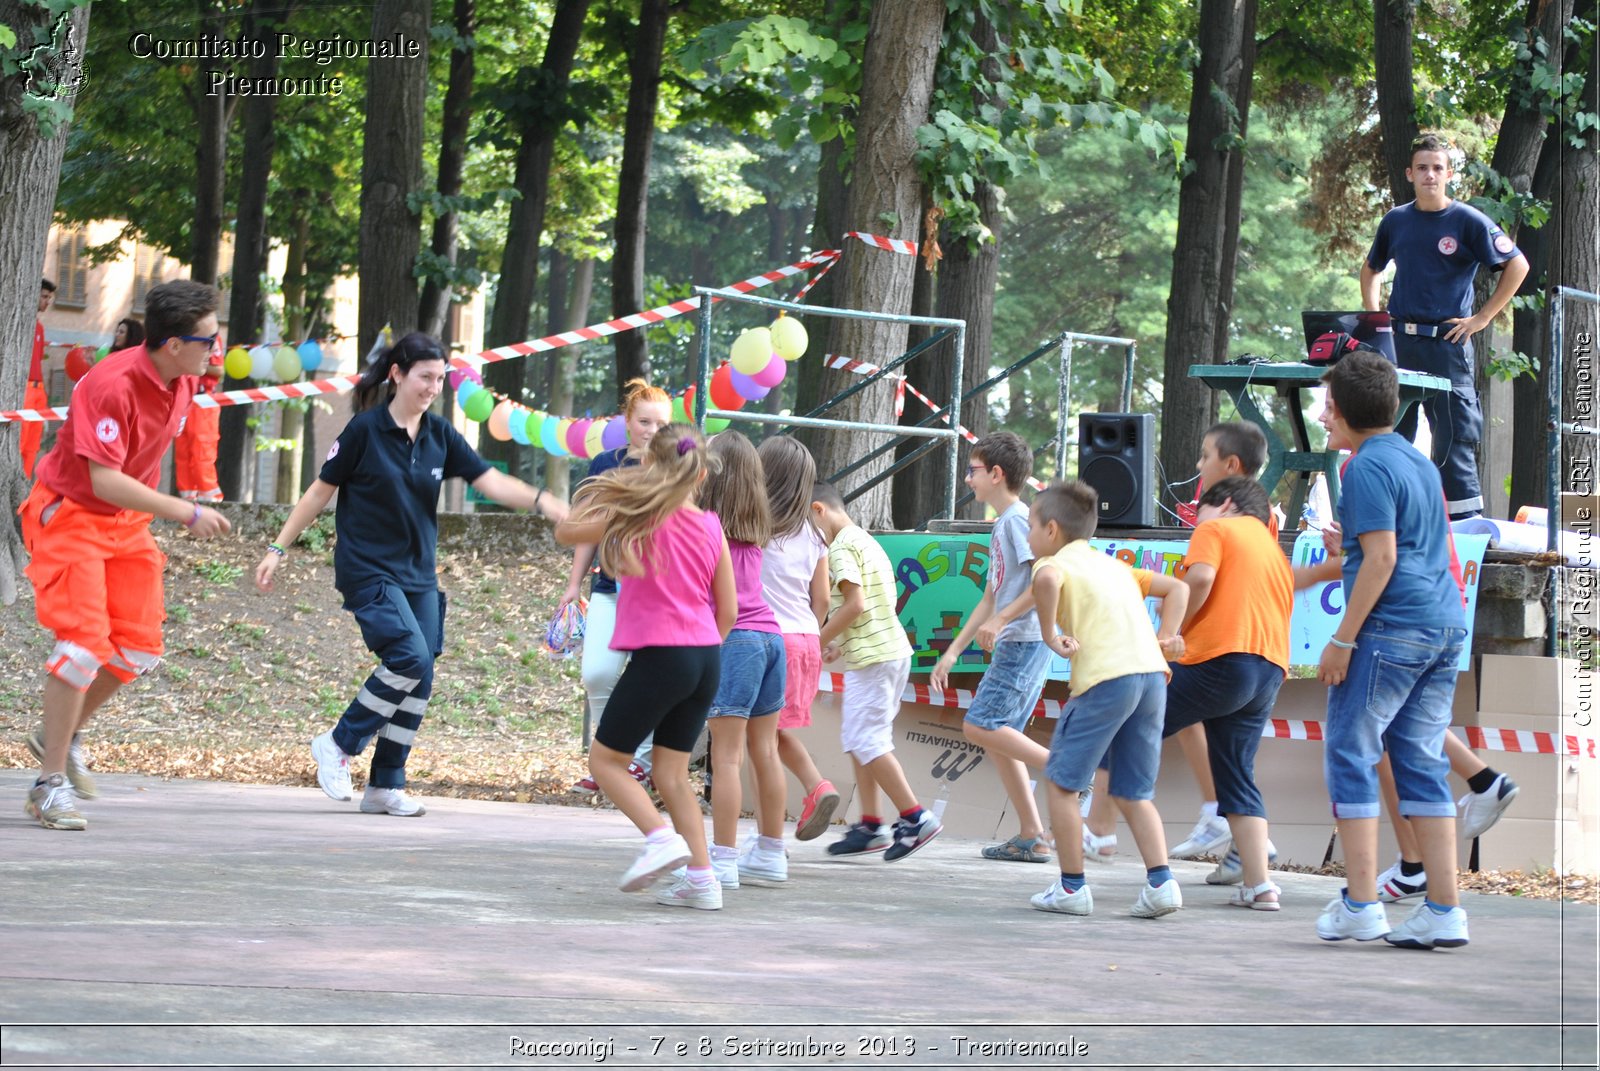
[1083,829,1118,864]
[1229,880,1281,911]
[981,834,1052,863]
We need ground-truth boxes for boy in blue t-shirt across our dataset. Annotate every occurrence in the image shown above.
[930,433,1052,864]
[1303,351,1470,950]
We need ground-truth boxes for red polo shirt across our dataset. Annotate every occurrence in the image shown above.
[35,345,198,515]
[30,321,45,382]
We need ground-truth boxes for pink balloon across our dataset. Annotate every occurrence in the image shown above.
[448,365,483,390]
[751,352,787,389]
[565,418,592,456]
[729,367,770,401]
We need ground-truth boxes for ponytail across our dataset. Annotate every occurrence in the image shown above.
[352,332,446,413]
[571,423,719,577]
[622,377,670,420]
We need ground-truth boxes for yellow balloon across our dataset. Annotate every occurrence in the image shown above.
[223,347,251,380]
[272,345,302,383]
[771,316,808,362]
[584,419,607,457]
[730,327,773,374]
[487,399,514,441]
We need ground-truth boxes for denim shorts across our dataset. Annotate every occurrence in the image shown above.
[709,629,787,719]
[1324,620,1467,820]
[964,639,1053,732]
[1162,654,1285,819]
[1044,671,1167,800]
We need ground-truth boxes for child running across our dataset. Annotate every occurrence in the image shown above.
[561,378,673,793]
[930,432,1053,864]
[1161,476,1293,909]
[698,431,789,888]
[756,436,839,840]
[811,481,942,861]
[1027,481,1188,918]
[555,424,737,909]
[257,333,563,817]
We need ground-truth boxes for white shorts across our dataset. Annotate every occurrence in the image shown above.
[839,656,910,764]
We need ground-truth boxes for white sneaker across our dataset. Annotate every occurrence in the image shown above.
[1385,901,1469,949]
[1031,879,1093,915]
[620,833,691,892]
[310,731,353,801]
[1376,855,1428,902]
[1082,829,1118,864]
[27,730,97,800]
[1170,813,1231,859]
[1458,773,1519,840]
[24,773,87,831]
[1131,878,1183,918]
[737,840,789,885]
[655,875,723,910]
[360,785,426,816]
[1316,894,1390,941]
[712,852,741,889]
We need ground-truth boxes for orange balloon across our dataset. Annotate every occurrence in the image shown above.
[487,399,514,441]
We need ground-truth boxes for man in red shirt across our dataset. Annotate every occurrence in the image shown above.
[20,278,54,478]
[21,280,233,831]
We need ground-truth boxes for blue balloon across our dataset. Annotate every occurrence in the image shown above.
[297,340,323,373]
[508,407,531,445]
[540,414,569,457]
[456,378,479,403]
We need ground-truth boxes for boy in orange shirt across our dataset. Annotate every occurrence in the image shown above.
[20,280,233,831]
[1161,475,1294,908]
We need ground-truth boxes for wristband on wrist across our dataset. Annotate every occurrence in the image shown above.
[184,502,202,528]
[1329,636,1357,650]
[267,543,287,557]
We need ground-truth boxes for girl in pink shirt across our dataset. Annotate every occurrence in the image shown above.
[556,425,736,909]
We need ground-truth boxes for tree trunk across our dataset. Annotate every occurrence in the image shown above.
[219,0,287,499]
[1157,0,1252,510]
[190,0,230,285]
[483,0,592,479]
[794,130,854,452]
[1209,0,1257,366]
[0,2,90,605]
[545,256,594,502]
[1550,19,1598,492]
[273,221,312,503]
[610,0,672,401]
[357,0,430,356]
[419,0,478,339]
[1475,0,1572,515]
[814,0,944,530]
[1373,0,1419,207]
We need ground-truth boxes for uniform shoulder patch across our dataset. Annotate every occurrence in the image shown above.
[325,440,340,462]
[1494,233,1515,254]
[95,417,120,444]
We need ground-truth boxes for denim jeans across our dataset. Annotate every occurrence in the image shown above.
[1162,653,1285,818]
[1323,620,1467,819]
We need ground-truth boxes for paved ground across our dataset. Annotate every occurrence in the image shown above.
[0,770,1595,1070]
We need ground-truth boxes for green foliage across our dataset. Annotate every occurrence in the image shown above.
[195,560,244,586]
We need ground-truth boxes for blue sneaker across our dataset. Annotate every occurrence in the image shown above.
[884,810,941,861]
[826,821,890,856]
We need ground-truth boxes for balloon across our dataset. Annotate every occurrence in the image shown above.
[463,389,495,423]
[601,415,627,451]
[487,400,514,441]
[730,328,773,374]
[729,367,770,401]
[297,339,322,373]
[64,346,94,382]
[770,315,808,361]
[565,417,592,457]
[584,418,608,457]
[508,407,531,445]
[95,344,110,360]
[540,415,569,456]
[273,345,302,383]
[224,346,251,380]
[751,351,788,389]
[249,345,275,381]
[709,363,745,412]
[448,363,483,391]
[705,415,730,434]
[670,391,691,425]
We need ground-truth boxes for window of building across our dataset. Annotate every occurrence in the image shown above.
[53,228,90,308]
[132,243,168,313]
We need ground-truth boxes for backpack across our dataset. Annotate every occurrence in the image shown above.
[1307,330,1379,366]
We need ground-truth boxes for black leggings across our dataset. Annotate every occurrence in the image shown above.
[594,645,721,755]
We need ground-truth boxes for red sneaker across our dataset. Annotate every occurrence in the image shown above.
[572,774,600,795]
[795,779,840,841]
[626,761,654,794]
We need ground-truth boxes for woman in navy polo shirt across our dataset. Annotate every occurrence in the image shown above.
[255,332,566,816]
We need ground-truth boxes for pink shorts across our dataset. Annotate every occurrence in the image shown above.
[777,633,822,730]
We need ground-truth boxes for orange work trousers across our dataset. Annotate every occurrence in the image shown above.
[20,380,47,478]
[174,404,221,500]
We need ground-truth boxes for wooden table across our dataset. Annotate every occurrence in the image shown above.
[1187,362,1450,519]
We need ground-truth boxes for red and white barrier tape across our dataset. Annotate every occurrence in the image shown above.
[815,671,1599,759]
[844,231,918,255]
[789,250,841,304]
[2,249,843,425]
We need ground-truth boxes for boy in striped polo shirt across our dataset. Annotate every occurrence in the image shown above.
[811,481,941,861]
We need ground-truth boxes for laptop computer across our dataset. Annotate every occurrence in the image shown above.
[1300,310,1397,364]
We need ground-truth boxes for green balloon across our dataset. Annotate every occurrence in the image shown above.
[95,344,110,359]
[464,389,496,422]
[705,415,730,434]
[670,395,690,424]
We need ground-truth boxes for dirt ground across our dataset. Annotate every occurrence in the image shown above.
[1,506,1592,905]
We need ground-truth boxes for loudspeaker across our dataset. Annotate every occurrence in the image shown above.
[1078,412,1155,527]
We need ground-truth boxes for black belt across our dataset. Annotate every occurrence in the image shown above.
[1398,321,1447,338]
